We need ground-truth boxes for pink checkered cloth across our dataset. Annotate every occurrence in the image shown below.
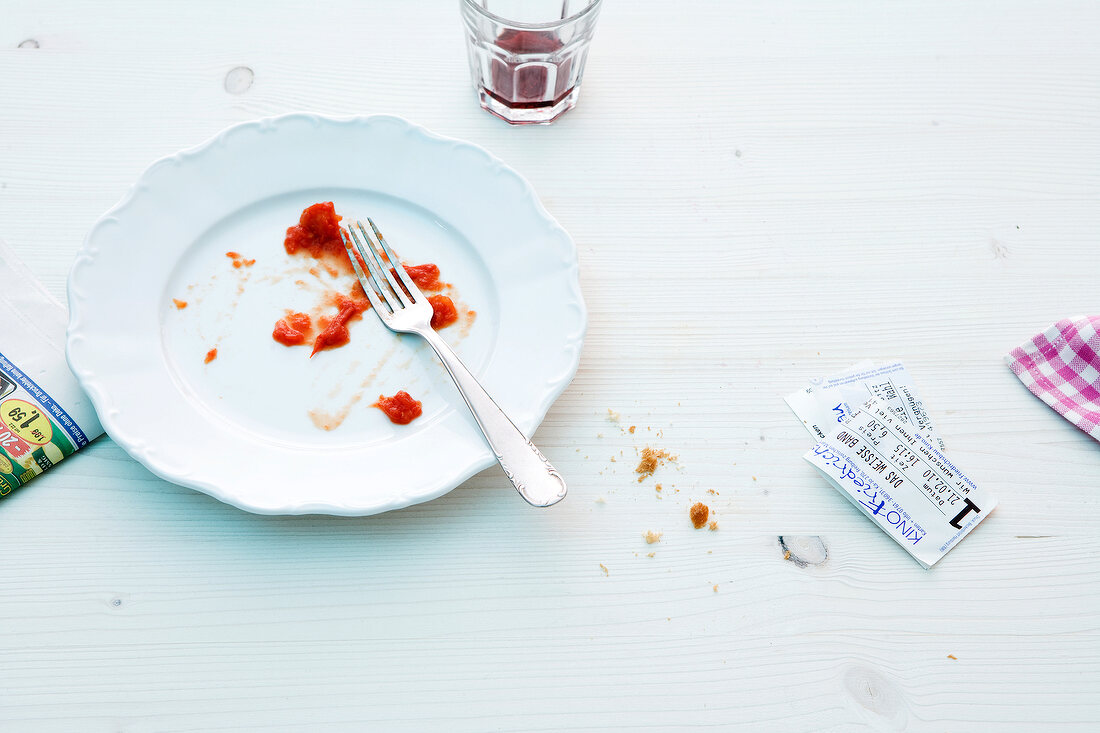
[1006,316,1100,441]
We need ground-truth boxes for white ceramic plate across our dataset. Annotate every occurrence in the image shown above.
[67,114,585,515]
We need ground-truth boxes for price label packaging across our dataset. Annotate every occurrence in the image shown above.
[0,238,103,498]
[803,397,997,568]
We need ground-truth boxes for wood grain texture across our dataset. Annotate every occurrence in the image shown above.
[1,0,1099,730]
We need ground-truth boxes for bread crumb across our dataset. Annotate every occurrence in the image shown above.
[712,584,718,593]
[607,409,620,422]
[172,298,188,309]
[599,564,608,575]
[655,483,663,492]
[947,654,957,660]
[689,502,709,529]
[594,497,606,504]
[635,446,675,481]
[783,550,791,561]
[644,530,662,544]
[752,476,757,481]
[646,552,655,558]
[708,521,718,531]
[628,425,636,434]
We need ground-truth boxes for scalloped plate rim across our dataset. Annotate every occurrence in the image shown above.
[66,112,586,516]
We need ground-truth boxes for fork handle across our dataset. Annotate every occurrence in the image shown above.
[419,328,567,507]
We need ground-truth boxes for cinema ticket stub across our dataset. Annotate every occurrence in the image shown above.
[786,361,945,451]
[803,398,996,568]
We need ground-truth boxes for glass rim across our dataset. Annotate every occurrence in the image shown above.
[461,0,602,30]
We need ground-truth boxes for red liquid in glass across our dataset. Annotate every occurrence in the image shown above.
[488,30,574,109]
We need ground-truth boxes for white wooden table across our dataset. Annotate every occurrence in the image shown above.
[3,1,1099,730]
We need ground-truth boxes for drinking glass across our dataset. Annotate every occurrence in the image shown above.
[460,0,603,124]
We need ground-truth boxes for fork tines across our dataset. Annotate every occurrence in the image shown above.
[342,219,423,313]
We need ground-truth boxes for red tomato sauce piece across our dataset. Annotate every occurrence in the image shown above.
[428,294,458,329]
[272,312,313,346]
[284,202,344,259]
[310,293,370,356]
[275,204,459,357]
[204,348,218,363]
[400,263,441,290]
[374,390,422,425]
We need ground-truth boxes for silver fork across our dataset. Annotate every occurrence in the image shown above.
[342,219,567,507]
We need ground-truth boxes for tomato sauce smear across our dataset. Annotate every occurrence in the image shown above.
[272,312,314,347]
[400,263,441,290]
[310,293,370,356]
[283,202,344,259]
[374,390,423,425]
[428,294,458,329]
[274,203,461,361]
